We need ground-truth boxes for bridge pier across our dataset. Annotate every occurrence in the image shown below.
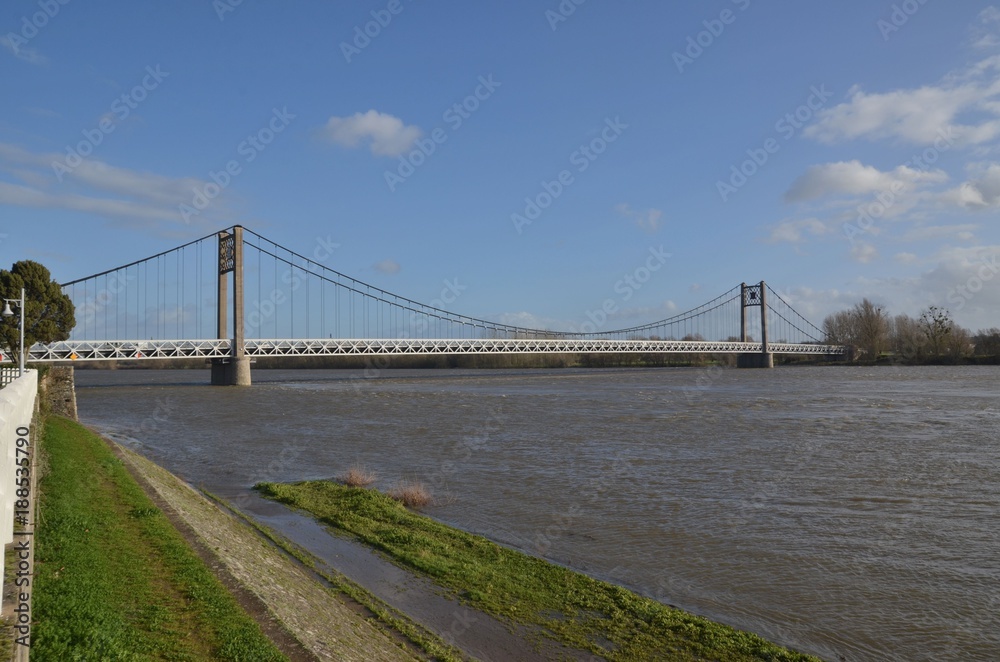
[210,357,252,386]
[738,281,773,369]
[736,353,774,369]
[213,226,251,386]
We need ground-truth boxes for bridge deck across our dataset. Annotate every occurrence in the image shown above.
[20,339,846,362]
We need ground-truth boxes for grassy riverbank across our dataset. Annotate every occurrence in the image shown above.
[257,480,822,662]
[33,416,286,660]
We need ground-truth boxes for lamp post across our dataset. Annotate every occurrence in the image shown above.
[2,288,25,378]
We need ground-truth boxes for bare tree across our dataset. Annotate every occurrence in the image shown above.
[853,299,890,360]
[822,310,856,346]
[973,328,1000,356]
[919,306,954,358]
[947,325,972,359]
[890,314,926,363]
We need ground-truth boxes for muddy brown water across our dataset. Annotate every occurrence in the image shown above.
[75,366,1000,661]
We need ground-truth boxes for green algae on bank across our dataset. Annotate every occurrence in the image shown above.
[257,479,821,662]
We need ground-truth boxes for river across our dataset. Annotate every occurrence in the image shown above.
[74,365,1000,661]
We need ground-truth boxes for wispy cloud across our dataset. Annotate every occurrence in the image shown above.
[0,35,47,65]
[615,203,664,233]
[0,141,221,231]
[850,242,878,263]
[766,218,829,244]
[970,6,1000,49]
[373,258,401,275]
[319,110,421,157]
[901,224,978,242]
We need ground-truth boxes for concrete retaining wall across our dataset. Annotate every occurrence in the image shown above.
[0,370,38,613]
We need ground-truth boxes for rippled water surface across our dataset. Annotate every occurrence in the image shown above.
[75,366,1000,661]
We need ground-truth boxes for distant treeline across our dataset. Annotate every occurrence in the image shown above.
[823,299,1000,365]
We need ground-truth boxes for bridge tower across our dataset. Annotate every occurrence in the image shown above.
[738,281,774,369]
[211,226,252,386]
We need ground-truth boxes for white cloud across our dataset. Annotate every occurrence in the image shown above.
[949,162,1000,207]
[851,242,879,263]
[25,107,59,118]
[0,141,222,230]
[373,259,401,275]
[901,224,979,242]
[894,252,918,264]
[804,56,1000,146]
[785,161,948,202]
[971,7,1000,49]
[0,35,47,65]
[0,180,185,223]
[766,218,829,244]
[320,110,421,157]
[615,203,664,233]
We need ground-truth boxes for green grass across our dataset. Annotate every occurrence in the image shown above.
[33,416,286,661]
[257,480,822,662]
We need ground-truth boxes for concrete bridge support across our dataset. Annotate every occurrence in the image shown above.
[211,226,251,386]
[737,353,774,369]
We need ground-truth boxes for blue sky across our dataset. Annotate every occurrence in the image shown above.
[2,0,999,335]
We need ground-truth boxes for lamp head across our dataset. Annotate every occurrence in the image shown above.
[1,301,13,318]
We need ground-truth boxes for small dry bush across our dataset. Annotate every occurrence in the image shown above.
[388,481,432,508]
[339,465,377,488]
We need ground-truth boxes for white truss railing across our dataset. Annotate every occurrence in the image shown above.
[25,339,233,362]
[16,338,846,362]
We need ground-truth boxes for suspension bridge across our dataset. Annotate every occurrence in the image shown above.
[15,226,844,384]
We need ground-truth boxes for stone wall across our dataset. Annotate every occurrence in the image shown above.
[40,366,77,421]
